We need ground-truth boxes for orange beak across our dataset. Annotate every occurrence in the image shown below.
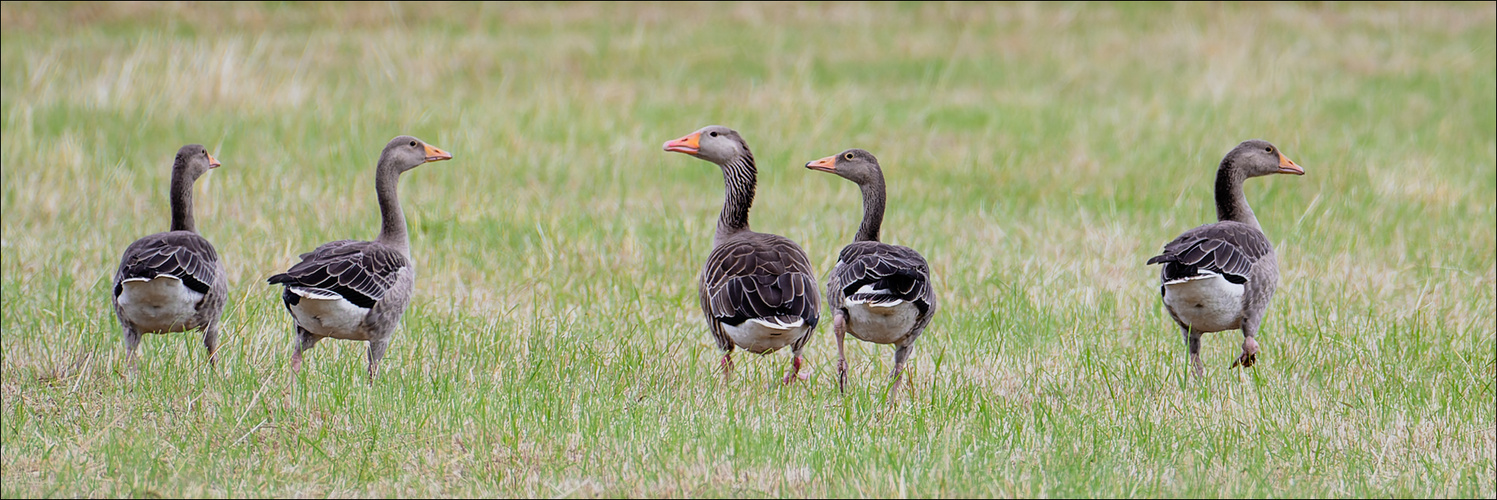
[1277,152,1304,175]
[206,152,221,169]
[423,143,453,162]
[663,132,701,155]
[805,155,837,173]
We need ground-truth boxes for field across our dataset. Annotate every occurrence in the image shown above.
[2,2,1494,497]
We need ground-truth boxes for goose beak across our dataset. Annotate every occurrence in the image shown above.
[663,132,701,155]
[206,153,222,169]
[806,155,837,173]
[1277,152,1304,175]
[423,143,453,162]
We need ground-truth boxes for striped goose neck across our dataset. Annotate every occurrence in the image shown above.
[374,161,411,258]
[854,173,886,242]
[1214,156,1261,230]
[168,165,196,232]
[714,153,756,246]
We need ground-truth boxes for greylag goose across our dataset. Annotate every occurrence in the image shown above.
[268,135,452,381]
[663,125,820,384]
[1147,139,1304,376]
[112,144,226,365]
[806,149,937,394]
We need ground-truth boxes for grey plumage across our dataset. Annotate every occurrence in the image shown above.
[269,135,451,382]
[665,125,821,384]
[699,234,821,354]
[808,148,937,394]
[111,144,226,365]
[1147,139,1304,376]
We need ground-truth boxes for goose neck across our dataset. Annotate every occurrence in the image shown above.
[168,167,196,232]
[374,163,410,257]
[1215,158,1261,229]
[854,174,887,242]
[714,154,756,246]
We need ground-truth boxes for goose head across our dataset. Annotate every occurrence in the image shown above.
[806,148,883,186]
[663,125,751,165]
[1226,139,1303,178]
[381,135,453,172]
[174,144,221,181]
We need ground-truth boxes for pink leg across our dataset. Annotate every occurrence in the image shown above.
[1231,337,1260,369]
[834,314,848,393]
[781,354,806,385]
[720,351,735,382]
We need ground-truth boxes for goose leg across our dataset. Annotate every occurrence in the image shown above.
[833,313,849,393]
[889,343,914,397]
[367,337,390,383]
[1183,327,1205,377]
[781,352,807,385]
[1232,315,1262,369]
[123,325,143,368]
[291,326,320,374]
[203,324,220,367]
[720,351,735,382]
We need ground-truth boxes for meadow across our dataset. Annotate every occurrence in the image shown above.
[2,2,1494,497]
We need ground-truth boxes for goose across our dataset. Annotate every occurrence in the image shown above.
[112,144,226,365]
[1147,139,1304,376]
[806,149,937,394]
[268,135,452,381]
[663,125,820,384]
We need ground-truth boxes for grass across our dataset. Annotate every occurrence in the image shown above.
[2,1,1493,497]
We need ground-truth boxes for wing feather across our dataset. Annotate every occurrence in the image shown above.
[267,240,409,309]
[1147,221,1271,284]
[828,241,935,318]
[699,233,821,351]
[114,231,220,296]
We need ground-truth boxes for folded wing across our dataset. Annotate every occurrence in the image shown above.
[699,235,821,350]
[1146,221,1271,285]
[114,231,219,297]
[267,240,409,308]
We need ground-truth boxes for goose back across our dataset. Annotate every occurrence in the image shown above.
[699,231,820,354]
[827,241,935,343]
[268,239,410,309]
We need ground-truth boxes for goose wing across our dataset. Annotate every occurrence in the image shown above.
[1146,221,1272,286]
[829,241,935,319]
[114,231,219,296]
[267,240,408,308]
[699,234,821,351]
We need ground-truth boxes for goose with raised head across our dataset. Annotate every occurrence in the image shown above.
[112,144,227,365]
[1147,139,1304,376]
[268,135,452,382]
[663,125,820,384]
[806,149,936,395]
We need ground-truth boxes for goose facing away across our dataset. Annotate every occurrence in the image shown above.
[1147,139,1304,376]
[112,144,226,365]
[806,149,936,394]
[663,125,820,384]
[268,135,452,381]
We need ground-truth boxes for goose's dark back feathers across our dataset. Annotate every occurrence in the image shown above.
[267,239,409,309]
[114,231,219,296]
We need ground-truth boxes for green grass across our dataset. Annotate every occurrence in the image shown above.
[2,1,1493,497]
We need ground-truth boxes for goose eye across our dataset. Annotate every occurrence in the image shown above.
[1265,147,1273,153]
[844,153,854,160]
[709,131,718,137]
[410,141,418,148]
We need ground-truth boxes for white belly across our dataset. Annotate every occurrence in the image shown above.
[1163,273,1245,333]
[117,275,203,333]
[844,299,920,344]
[289,295,371,340]
[721,318,809,354]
